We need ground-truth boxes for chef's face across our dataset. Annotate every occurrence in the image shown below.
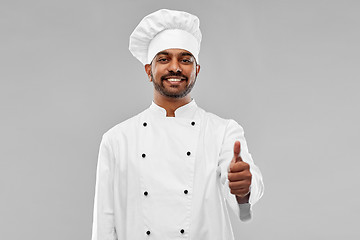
[145,49,200,99]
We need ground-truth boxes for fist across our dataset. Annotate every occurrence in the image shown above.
[228,141,252,199]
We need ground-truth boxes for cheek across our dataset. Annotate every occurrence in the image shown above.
[189,64,198,78]
[188,69,197,79]
[152,67,165,79]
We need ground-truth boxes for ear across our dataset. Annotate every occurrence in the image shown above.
[145,64,152,82]
[196,64,200,77]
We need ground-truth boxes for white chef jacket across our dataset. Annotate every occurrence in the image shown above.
[91,99,264,240]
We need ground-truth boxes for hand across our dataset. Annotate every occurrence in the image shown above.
[228,141,252,201]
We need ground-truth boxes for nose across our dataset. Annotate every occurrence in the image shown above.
[167,59,181,73]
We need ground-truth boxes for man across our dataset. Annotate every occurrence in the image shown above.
[92,9,264,240]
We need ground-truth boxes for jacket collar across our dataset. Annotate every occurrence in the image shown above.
[149,98,198,118]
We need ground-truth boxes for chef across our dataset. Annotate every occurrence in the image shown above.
[91,9,264,240]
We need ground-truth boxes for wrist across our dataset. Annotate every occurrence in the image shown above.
[236,193,250,204]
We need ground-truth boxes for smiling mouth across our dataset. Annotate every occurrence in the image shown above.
[166,78,184,82]
[162,75,187,82]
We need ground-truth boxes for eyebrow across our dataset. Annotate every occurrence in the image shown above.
[156,51,194,58]
[156,51,169,56]
[180,52,193,57]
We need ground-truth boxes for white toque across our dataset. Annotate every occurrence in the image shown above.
[129,9,202,65]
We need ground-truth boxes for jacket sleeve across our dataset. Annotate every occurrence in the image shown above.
[218,119,264,221]
[91,134,118,240]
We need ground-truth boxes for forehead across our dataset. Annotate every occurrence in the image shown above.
[155,49,194,57]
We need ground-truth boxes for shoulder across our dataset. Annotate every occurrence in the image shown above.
[102,109,147,141]
[201,107,244,132]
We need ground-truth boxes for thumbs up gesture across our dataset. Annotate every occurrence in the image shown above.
[228,141,252,202]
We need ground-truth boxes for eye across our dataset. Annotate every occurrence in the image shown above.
[181,58,193,63]
[158,58,168,62]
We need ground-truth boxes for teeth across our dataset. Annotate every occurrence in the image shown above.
[167,78,182,82]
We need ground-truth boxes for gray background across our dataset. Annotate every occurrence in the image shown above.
[1,0,359,239]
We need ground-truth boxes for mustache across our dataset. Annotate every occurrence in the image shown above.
[160,72,188,81]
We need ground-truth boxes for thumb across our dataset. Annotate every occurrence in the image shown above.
[233,141,242,162]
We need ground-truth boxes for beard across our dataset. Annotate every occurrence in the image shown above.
[151,72,197,99]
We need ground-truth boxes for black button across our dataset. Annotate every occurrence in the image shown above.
[191,121,195,126]
[146,230,151,235]
[187,151,191,156]
[144,191,148,196]
[180,229,185,234]
[184,190,188,194]
[142,153,146,158]
[143,122,147,127]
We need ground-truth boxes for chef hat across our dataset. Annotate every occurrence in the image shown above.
[129,9,202,65]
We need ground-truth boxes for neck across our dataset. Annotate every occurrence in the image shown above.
[153,93,192,117]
